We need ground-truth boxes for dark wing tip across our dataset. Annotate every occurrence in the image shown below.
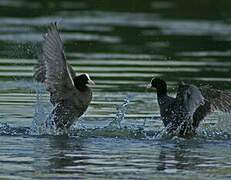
[50,22,59,31]
[43,22,59,40]
[200,87,231,113]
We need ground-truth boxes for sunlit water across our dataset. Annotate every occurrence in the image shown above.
[0,0,231,179]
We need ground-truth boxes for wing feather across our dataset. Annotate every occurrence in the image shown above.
[34,56,76,83]
[193,86,231,127]
[200,87,231,112]
[34,54,46,82]
[42,23,75,102]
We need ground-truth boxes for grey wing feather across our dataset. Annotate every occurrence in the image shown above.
[175,83,200,109]
[34,54,76,83]
[67,63,76,79]
[42,23,76,102]
[34,54,46,82]
[193,86,231,127]
[200,86,231,113]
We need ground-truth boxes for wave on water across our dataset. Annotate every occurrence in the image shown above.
[0,81,230,140]
[0,116,230,141]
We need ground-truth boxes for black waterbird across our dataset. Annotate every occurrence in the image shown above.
[34,23,95,131]
[147,77,231,137]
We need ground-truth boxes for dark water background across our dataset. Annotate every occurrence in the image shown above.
[0,0,231,179]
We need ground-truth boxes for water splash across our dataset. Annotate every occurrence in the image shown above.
[29,82,56,135]
[196,112,231,140]
[108,94,134,129]
[0,122,29,136]
[154,111,231,140]
[216,112,231,133]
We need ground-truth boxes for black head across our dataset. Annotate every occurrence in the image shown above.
[148,77,167,95]
[73,74,95,92]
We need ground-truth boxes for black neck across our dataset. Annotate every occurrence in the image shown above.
[156,87,167,97]
[156,87,168,106]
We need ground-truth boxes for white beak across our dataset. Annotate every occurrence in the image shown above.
[87,79,95,85]
[146,83,152,89]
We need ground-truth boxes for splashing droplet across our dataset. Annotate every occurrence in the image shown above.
[108,94,134,129]
[30,82,56,135]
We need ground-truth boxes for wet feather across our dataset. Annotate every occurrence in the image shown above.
[148,78,231,137]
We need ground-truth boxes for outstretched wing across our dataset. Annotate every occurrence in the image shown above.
[176,83,204,111]
[193,86,231,128]
[34,54,76,83]
[34,54,46,82]
[42,23,76,102]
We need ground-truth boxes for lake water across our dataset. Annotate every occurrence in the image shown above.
[0,0,231,179]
